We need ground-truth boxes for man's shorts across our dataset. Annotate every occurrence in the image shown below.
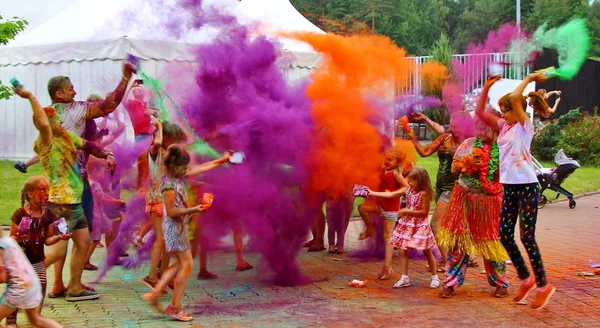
[47,203,88,231]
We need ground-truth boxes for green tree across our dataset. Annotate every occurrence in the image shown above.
[589,1,600,58]
[430,33,453,67]
[0,15,28,99]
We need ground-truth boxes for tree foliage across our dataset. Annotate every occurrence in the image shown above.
[290,0,600,57]
[0,15,28,99]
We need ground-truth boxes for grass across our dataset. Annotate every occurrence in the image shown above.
[1,156,598,225]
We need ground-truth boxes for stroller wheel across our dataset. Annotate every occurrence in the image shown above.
[569,199,576,209]
[538,195,547,209]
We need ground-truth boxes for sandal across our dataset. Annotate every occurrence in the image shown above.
[302,240,315,248]
[142,292,163,313]
[439,286,455,298]
[197,270,218,280]
[48,289,67,298]
[235,263,254,271]
[328,245,336,253]
[165,304,193,322]
[378,267,393,280]
[335,248,344,254]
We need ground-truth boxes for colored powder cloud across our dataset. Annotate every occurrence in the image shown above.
[157,1,317,286]
[290,32,414,196]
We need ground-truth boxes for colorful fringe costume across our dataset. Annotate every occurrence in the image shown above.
[437,137,509,289]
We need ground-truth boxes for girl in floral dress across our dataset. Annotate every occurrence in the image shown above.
[142,145,231,321]
[369,167,439,289]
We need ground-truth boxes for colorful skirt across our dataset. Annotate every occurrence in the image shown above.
[389,216,436,251]
[437,183,508,262]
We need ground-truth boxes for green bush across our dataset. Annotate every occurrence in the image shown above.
[532,108,583,161]
[556,110,600,166]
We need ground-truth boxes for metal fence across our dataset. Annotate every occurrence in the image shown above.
[398,52,532,97]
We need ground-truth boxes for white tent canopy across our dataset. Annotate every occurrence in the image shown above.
[0,0,323,68]
[0,0,325,160]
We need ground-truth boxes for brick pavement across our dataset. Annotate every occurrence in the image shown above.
[4,194,600,327]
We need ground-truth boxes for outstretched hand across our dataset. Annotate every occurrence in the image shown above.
[13,86,33,99]
[484,75,501,89]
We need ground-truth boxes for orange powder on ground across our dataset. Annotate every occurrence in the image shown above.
[290,32,414,197]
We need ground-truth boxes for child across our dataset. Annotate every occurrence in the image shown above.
[6,176,71,327]
[139,120,187,289]
[358,149,408,280]
[0,229,63,327]
[84,158,126,270]
[142,145,231,321]
[369,167,439,289]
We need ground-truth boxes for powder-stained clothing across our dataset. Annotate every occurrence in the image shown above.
[161,177,191,253]
[34,129,85,204]
[51,102,90,179]
[0,236,42,309]
[146,150,165,205]
[497,119,538,184]
[11,208,57,264]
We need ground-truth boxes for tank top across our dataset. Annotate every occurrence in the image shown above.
[378,169,401,211]
[146,150,164,204]
[436,135,459,192]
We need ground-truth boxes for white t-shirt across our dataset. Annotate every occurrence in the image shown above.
[497,119,538,184]
[51,101,89,137]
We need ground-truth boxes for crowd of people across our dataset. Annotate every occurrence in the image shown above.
[0,61,561,327]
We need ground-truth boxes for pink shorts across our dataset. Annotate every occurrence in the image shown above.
[145,203,164,216]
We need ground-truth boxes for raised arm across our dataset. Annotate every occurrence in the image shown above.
[510,73,546,124]
[476,76,501,127]
[148,119,163,158]
[163,189,204,219]
[412,113,446,135]
[549,96,561,114]
[86,63,136,119]
[186,152,232,177]
[14,87,52,146]
[409,129,448,157]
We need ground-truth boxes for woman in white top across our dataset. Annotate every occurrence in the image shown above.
[476,73,555,310]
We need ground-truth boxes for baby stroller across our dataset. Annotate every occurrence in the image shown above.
[533,149,580,209]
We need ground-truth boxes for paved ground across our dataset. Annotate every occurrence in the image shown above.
[3,193,600,328]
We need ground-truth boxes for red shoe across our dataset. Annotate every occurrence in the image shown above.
[84,263,98,271]
[97,242,104,248]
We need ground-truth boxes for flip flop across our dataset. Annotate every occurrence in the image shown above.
[48,290,67,298]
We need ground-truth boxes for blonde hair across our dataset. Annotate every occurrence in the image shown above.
[498,91,551,118]
[21,176,48,207]
[407,167,434,199]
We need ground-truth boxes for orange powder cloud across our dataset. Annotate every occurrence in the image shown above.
[420,61,448,94]
[291,32,414,197]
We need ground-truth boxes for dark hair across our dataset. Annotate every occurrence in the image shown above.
[164,145,190,174]
[162,121,187,143]
[47,76,70,100]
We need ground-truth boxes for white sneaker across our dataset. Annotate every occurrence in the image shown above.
[393,276,411,288]
[430,276,440,289]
